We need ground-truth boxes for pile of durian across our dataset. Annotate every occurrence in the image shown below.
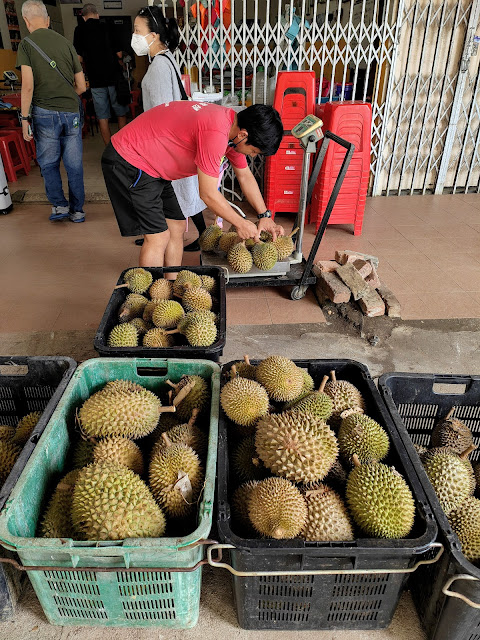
[221,356,416,542]
[37,375,211,541]
[0,411,42,486]
[200,218,297,273]
[413,409,480,565]
[107,268,219,348]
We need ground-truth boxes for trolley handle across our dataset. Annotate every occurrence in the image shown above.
[324,130,356,151]
[207,542,443,577]
[442,574,480,608]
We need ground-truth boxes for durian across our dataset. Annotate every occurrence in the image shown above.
[259,229,273,242]
[72,462,165,540]
[255,411,338,483]
[143,300,158,323]
[122,268,153,294]
[217,232,238,253]
[422,446,476,515]
[324,370,366,426]
[0,440,20,485]
[149,278,173,300]
[430,408,474,455]
[182,284,213,313]
[0,425,15,441]
[301,484,354,542]
[39,470,80,538]
[338,412,390,465]
[346,456,415,538]
[273,228,298,260]
[227,241,253,274]
[287,375,333,421]
[177,311,216,334]
[173,270,202,297]
[256,355,304,402]
[13,411,42,446]
[151,411,207,460]
[143,327,174,348]
[231,481,259,536]
[93,437,144,475]
[232,435,267,483]
[149,437,203,518]
[248,477,307,539]
[252,241,278,271]
[200,274,216,293]
[170,317,217,347]
[448,497,480,563]
[220,377,269,428]
[230,355,256,380]
[118,294,148,323]
[152,300,184,329]
[168,375,210,422]
[130,317,150,336]
[199,219,222,252]
[108,323,138,347]
[71,437,96,469]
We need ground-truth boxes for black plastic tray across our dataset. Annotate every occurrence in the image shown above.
[379,372,480,640]
[0,355,76,621]
[215,359,439,631]
[94,266,226,362]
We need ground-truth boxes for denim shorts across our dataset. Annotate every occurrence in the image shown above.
[91,86,129,120]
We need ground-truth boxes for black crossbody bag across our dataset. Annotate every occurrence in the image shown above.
[163,54,189,101]
[24,37,84,120]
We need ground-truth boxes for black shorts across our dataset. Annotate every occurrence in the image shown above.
[101,142,185,237]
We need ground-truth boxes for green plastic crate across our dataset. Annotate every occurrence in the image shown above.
[0,358,220,628]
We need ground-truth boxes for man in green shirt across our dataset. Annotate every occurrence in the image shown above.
[17,0,87,222]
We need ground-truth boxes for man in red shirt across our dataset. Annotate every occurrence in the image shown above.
[101,102,284,268]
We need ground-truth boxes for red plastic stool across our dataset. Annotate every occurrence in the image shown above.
[0,128,32,169]
[0,131,30,181]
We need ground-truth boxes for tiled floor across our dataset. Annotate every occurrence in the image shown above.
[1,132,479,331]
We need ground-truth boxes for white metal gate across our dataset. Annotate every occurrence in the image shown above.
[156,0,480,196]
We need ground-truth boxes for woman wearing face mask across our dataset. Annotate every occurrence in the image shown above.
[131,5,207,252]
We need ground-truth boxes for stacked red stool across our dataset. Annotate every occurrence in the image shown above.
[264,71,316,217]
[310,101,372,235]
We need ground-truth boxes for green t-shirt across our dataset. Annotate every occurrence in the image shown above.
[16,28,82,113]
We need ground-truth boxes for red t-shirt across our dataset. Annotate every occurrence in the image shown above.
[111,101,248,180]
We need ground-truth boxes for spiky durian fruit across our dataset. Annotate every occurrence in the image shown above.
[0,440,21,485]
[143,300,158,323]
[184,317,217,347]
[129,317,150,336]
[220,377,269,429]
[143,328,174,348]
[149,278,173,301]
[259,229,273,242]
[93,437,144,476]
[39,470,79,538]
[149,438,203,519]
[248,477,307,539]
[13,411,42,446]
[227,242,253,273]
[152,300,184,329]
[448,497,480,563]
[200,274,216,294]
[103,380,144,394]
[431,408,473,455]
[108,323,138,347]
[252,242,278,271]
[422,446,476,515]
[255,412,338,483]
[169,375,210,422]
[231,481,259,536]
[199,220,222,252]
[324,371,366,427]
[287,376,333,421]
[173,270,202,297]
[72,462,165,540]
[118,293,149,323]
[256,355,304,402]
[182,284,213,313]
[283,368,316,408]
[301,484,354,542]
[346,457,415,538]
[79,383,162,439]
[177,311,217,334]
[230,355,256,381]
[474,462,480,493]
[232,436,268,483]
[323,458,348,494]
[152,413,207,460]
[71,438,96,469]
[338,413,390,465]
[273,228,297,260]
[217,232,238,254]
[0,425,15,441]
[123,268,153,294]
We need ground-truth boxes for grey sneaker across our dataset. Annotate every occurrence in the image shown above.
[69,211,85,223]
[49,206,69,221]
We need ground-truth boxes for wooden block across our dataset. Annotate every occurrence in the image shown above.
[358,288,386,317]
[335,263,370,301]
[315,271,351,304]
[377,284,401,318]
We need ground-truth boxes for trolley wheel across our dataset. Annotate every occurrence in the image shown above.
[291,285,308,300]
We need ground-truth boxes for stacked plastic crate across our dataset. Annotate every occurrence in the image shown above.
[310,101,372,235]
[264,71,316,217]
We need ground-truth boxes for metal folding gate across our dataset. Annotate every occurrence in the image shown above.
[156,0,480,196]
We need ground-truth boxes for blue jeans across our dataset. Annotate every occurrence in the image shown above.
[32,106,85,212]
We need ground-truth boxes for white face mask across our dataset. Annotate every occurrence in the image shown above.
[131,32,154,57]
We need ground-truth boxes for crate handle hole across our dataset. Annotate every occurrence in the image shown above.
[136,366,168,377]
[432,382,468,395]
[0,364,28,376]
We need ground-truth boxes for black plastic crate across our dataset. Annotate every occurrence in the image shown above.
[379,373,480,640]
[0,356,76,621]
[212,359,439,631]
[94,266,226,361]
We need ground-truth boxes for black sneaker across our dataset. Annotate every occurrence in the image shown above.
[184,239,201,252]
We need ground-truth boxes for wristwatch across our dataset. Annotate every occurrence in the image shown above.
[20,115,31,121]
[257,210,272,219]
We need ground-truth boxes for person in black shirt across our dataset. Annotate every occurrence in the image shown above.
[74,3,128,144]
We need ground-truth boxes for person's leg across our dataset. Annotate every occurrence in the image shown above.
[108,86,129,133]
[117,115,127,130]
[139,230,171,267]
[165,218,187,267]
[31,107,68,220]
[184,210,206,251]
[91,88,112,145]
[60,111,85,221]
